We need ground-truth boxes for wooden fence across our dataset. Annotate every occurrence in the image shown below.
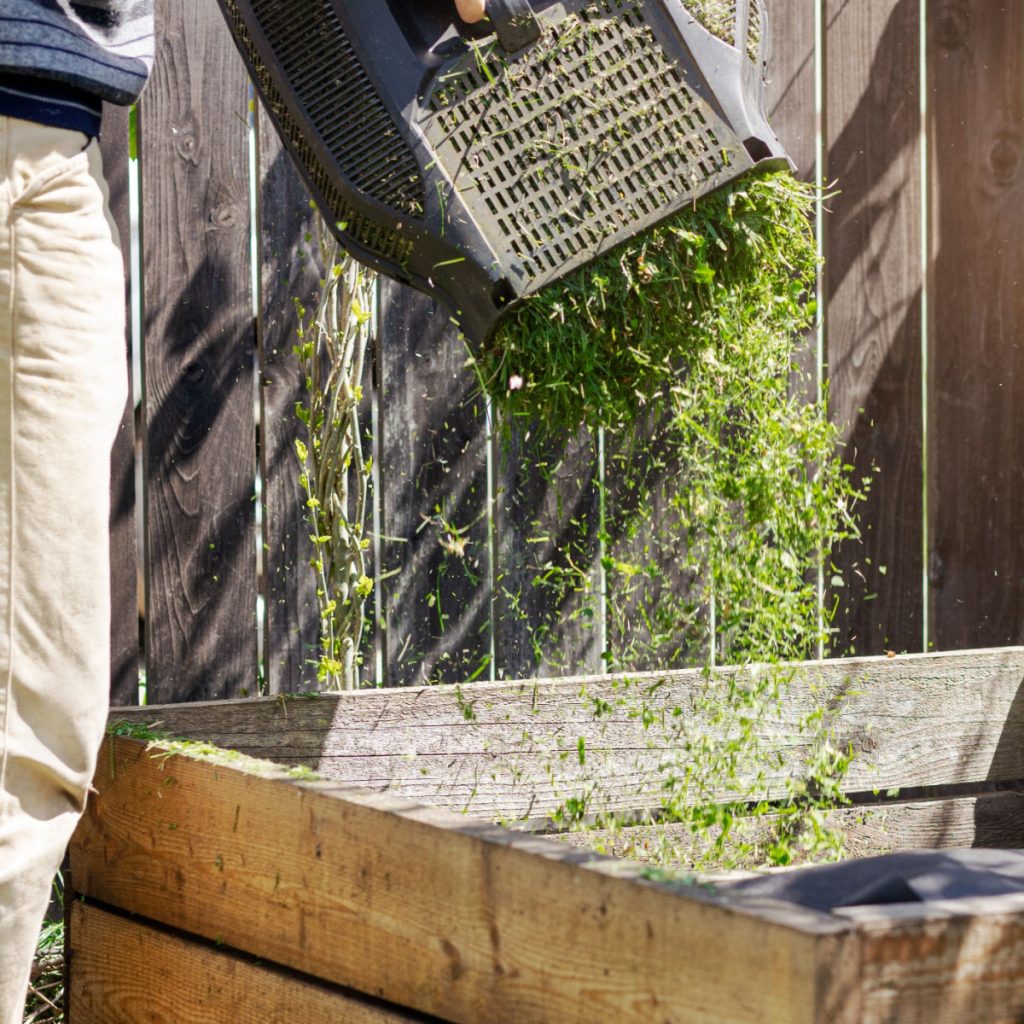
[103,0,1024,705]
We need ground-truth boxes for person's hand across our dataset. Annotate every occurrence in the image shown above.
[455,0,487,23]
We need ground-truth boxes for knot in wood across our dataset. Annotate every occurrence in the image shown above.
[933,1,969,51]
[183,360,206,386]
[988,133,1022,188]
[210,203,240,229]
[172,128,199,165]
[851,729,878,755]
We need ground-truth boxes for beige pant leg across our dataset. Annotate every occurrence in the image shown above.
[0,117,126,1024]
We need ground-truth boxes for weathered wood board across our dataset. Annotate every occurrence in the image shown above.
[927,0,1024,649]
[70,724,1024,1024]
[100,102,139,708]
[377,282,492,687]
[825,0,925,656]
[493,427,603,679]
[112,647,1024,822]
[67,902,426,1023]
[72,734,854,1024]
[837,893,1024,1024]
[255,105,324,696]
[139,0,257,701]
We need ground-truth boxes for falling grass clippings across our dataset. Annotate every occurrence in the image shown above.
[481,172,819,434]
[281,2,866,869]
[469,168,865,868]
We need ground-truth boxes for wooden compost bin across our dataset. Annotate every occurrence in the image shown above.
[68,648,1024,1023]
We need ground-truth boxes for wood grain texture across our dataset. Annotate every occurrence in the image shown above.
[838,895,1024,1023]
[825,0,924,656]
[377,281,491,686]
[492,426,602,678]
[67,902,434,1024]
[71,734,855,1024]
[927,1,1024,649]
[100,102,139,706]
[841,793,1024,858]
[767,0,816,179]
[766,0,819,394]
[255,107,323,694]
[107,648,1024,823]
[139,0,257,702]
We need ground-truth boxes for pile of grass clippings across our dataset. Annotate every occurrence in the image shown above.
[481,171,819,435]
[684,0,738,44]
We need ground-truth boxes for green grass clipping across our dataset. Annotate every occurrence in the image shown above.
[481,171,819,437]
[473,160,863,863]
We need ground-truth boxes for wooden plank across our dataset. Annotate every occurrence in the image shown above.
[842,793,1024,858]
[101,102,139,706]
[825,0,924,656]
[767,0,816,179]
[71,734,857,1024]
[67,902,435,1023]
[554,792,1024,862]
[255,106,323,694]
[492,427,602,677]
[377,282,491,686]
[107,647,1024,822]
[837,895,1024,1023]
[767,0,820,394]
[138,0,257,702]
[927,3,1024,649]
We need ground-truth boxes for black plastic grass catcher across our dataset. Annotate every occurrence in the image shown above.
[218,0,791,344]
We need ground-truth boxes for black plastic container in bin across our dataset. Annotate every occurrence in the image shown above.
[217,0,792,345]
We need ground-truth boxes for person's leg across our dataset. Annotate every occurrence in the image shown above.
[0,116,126,1023]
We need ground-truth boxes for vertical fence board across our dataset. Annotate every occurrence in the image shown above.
[927,1,1024,649]
[825,0,923,656]
[768,0,818,396]
[493,428,602,678]
[102,103,139,706]
[139,0,257,702]
[767,0,816,179]
[377,284,491,685]
[256,108,322,694]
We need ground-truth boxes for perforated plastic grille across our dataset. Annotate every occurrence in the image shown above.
[241,0,424,217]
[222,0,415,265]
[747,0,763,65]
[424,0,732,285]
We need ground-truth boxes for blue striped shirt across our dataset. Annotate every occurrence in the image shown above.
[0,72,103,136]
[0,1,154,114]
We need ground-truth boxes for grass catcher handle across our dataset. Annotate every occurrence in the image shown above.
[488,0,541,51]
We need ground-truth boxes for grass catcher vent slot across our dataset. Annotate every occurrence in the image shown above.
[217,0,790,344]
